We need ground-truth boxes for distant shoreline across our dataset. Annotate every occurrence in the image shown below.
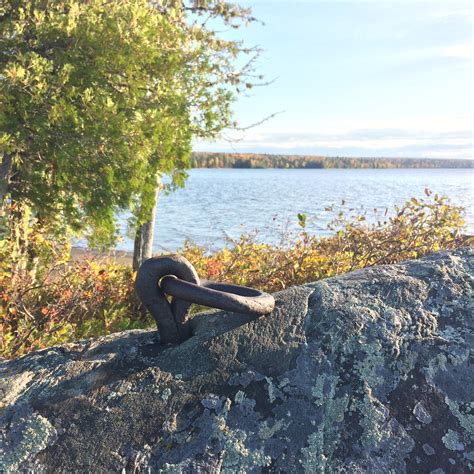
[191,152,474,169]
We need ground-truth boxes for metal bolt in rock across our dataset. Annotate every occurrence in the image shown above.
[135,255,275,344]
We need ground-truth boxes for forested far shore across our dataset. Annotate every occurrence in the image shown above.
[191,152,474,169]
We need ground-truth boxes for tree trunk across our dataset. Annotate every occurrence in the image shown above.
[0,153,13,207]
[133,188,159,272]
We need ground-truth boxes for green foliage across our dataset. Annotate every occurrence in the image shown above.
[1,192,469,359]
[0,0,258,247]
[297,212,307,228]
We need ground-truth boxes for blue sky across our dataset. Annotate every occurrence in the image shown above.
[194,0,473,158]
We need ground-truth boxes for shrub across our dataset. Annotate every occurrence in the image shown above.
[0,191,470,358]
[180,191,469,293]
[0,253,147,358]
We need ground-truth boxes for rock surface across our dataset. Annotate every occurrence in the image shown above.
[1,248,473,473]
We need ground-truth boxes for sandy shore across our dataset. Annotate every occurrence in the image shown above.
[71,247,133,266]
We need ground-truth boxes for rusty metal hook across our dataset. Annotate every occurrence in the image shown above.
[135,255,275,344]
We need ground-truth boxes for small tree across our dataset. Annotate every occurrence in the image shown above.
[0,0,261,271]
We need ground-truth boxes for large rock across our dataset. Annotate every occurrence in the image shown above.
[1,248,473,473]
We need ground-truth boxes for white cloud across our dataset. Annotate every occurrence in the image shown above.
[438,43,473,60]
[194,116,474,158]
[387,42,473,62]
[430,3,473,23]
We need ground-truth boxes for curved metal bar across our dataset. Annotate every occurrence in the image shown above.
[134,255,199,344]
[135,254,275,345]
[160,276,275,316]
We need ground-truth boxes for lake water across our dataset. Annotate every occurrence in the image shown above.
[113,168,473,253]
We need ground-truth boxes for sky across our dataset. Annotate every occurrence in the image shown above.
[194,0,473,159]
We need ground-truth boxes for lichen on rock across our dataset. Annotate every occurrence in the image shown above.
[0,407,57,472]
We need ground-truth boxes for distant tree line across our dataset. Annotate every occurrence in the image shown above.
[191,152,474,169]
